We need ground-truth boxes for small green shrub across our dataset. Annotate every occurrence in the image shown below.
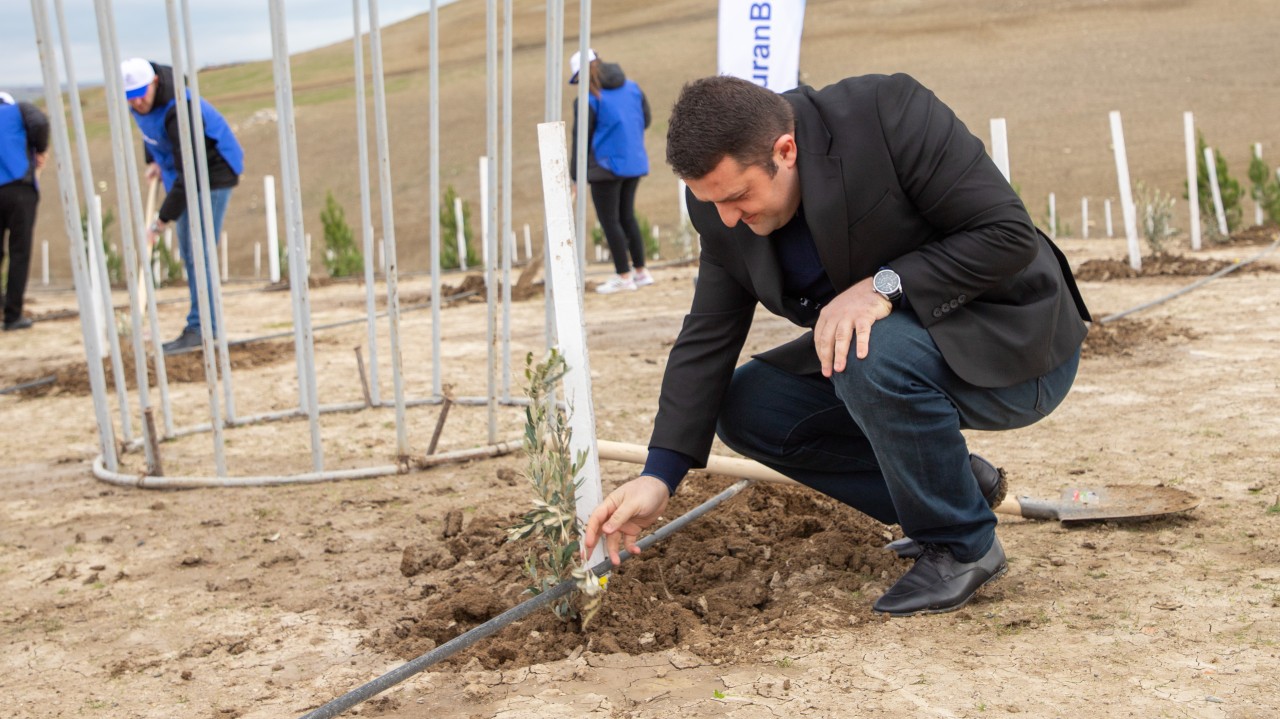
[1247,153,1280,225]
[320,191,363,278]
[1135,181,1177,254]
[589,212,658,262]
[1186,132,1243,240]
[440,185,479,270]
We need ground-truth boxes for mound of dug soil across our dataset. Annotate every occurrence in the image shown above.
[382,477,904,671]
[1081,317,1199,359]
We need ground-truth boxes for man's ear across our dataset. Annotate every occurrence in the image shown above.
[773,133,798,168]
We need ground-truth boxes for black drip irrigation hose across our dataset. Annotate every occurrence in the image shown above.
[297,478,752,719]
[1097,238,1278,325]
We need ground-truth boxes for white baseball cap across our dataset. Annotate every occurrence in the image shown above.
[121,58,156,100]
[568,48,597,84]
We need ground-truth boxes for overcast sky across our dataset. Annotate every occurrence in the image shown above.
[4,0,457,90]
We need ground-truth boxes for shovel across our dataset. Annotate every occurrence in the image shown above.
[596,440,1200,524]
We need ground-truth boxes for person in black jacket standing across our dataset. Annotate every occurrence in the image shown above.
[0,91,50,332]
[569,49,654,294]
[584,74,1090,617]
[121,57,243,353]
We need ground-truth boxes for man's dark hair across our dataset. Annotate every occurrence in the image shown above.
[666,75,795,180]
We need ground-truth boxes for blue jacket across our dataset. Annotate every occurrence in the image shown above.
[571,62,650,182]
[0,101,49,189]
[129,63,243,222]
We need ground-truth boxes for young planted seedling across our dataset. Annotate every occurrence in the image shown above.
[507,350,606,628]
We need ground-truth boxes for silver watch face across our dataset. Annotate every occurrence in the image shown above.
[874,269,900,295]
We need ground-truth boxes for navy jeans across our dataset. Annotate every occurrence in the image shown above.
[716,309,1080,562]
[174,187,232,335]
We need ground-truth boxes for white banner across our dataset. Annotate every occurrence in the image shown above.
[718,0,807,92]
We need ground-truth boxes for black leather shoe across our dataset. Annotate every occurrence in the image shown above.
[873,536,1008,616]
[884,454,1008,559]
[3,316,33,331]
[162,327,203,354]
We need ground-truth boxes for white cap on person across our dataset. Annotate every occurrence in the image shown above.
[120,58,156,100]
[568,48,597,84]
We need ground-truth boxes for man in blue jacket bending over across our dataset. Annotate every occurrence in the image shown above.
[121,57,243,354]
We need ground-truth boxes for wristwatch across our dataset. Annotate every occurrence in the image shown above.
[873,267,902,302]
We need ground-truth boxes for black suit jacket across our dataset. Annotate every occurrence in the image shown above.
[649,74,1090,466]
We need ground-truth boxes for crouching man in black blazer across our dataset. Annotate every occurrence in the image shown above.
[584,73,1090,616]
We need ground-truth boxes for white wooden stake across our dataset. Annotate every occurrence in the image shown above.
[536,121,604,568]
[378,238,386,273]
[1108,111,1141,271]
[1081,198,1089,239]
[652,224,660,260]
[1105,199,1114,237]
[221,230,229,279]
[989,118,1010,183]
[1204,146,1228,237]
[265,174,281,283]
[479,157,490,270]
[454,195,467,271]
[1183,112,1202,251]
[523,223,531,262]
[678,178,692,258]
[1254,143,1264,226]
[254,241,261,278]
[41,240,49,285]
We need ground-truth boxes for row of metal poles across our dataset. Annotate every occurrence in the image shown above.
[28,0,598,480]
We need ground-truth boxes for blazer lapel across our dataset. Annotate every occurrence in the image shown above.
[787,90,852,291]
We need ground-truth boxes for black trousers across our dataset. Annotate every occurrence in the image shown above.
[590,176,645,275]
[0,182,38,324]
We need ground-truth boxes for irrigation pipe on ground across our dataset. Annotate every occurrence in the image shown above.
[297,478,752,719]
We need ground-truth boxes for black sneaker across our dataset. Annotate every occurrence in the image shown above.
[162,327,203,354]
[3,317,33,331]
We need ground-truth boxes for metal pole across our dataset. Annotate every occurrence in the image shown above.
[267,0,324,472]
[485,0,499,443]
[165,0,228,475]
[367,0,409,457]
[573,0,592,274]
[429,0,442,398]
[101,0,174,437]
[54,0,134,445]
[89,0,155,469]
[352,0,381,406]
[29,0,118,471]
[179,0,237,423]
[501,0,514,403]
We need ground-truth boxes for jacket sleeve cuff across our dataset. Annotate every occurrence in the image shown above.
[641,447,694,496]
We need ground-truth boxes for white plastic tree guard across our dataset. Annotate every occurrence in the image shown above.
[1204,146,1229,237]
[989,118,1010,183]
[1183,112,1202,251]
[1109,111,1141,271]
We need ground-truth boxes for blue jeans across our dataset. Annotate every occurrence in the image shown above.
[174,187,232,335]
[716,309,1080,562]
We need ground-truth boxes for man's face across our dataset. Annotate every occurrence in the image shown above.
[127,79,158,114]
[683,134,801,237]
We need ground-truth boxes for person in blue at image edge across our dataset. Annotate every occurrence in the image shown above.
[568,48,655,294]
[120,57,243,354]
[584,73,1091,617]
[0,91,50,332]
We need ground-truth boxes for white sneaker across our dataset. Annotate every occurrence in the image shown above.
[596,275,637,294]
[632,268,655,287]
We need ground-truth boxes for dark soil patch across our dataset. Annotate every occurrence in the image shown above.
[382,477,902,670]
[1075,253,1239,281]
[7,338,309,399]
[1081,317,1198,359]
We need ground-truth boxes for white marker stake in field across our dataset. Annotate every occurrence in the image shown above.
[1105,199,1113,237]
[265,174,280,283]
[1204,146,1229,237]
[537,122,604,568]
[1183,113,1202,251]
[989,118,1010,183]
[1109,111,1141,271]
[454,195,467,271]
[1081,197,1089,239]
[1048,192,1057,239]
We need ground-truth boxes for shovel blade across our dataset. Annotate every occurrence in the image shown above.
[1009,484,1201,523]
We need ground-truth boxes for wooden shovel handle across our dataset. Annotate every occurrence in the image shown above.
[596,439,1032,517]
